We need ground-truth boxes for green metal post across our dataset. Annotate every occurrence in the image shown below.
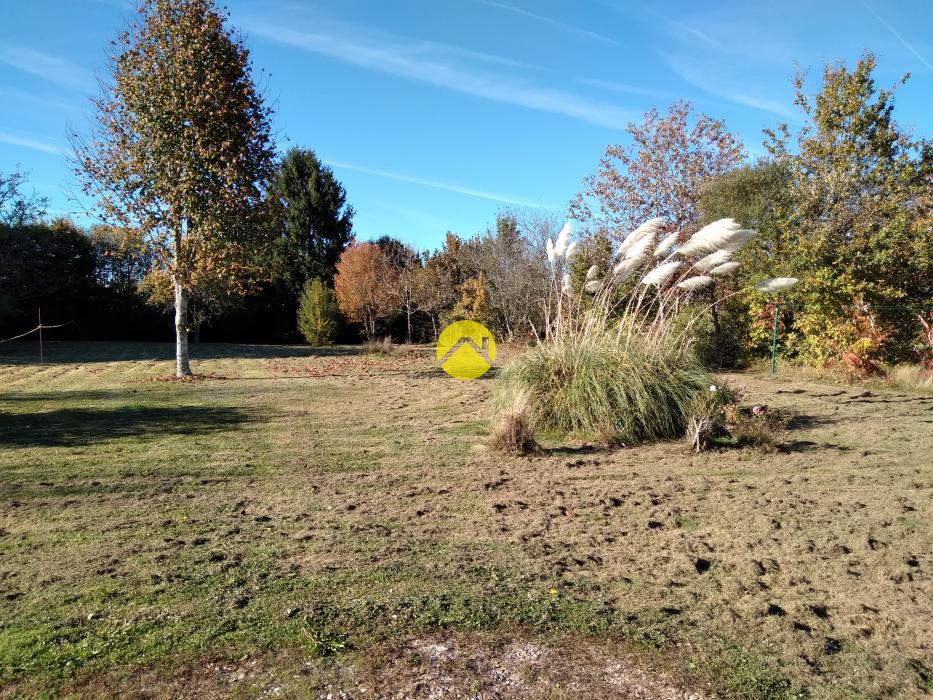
[769,302,780,379]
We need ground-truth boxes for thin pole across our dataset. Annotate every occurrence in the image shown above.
[769,302,779,379]
[38,308,44,364]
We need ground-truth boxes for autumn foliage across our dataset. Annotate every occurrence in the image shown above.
[71,0,276,375]
[333,243,398,339]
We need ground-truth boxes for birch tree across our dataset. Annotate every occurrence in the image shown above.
[71,0,276,376]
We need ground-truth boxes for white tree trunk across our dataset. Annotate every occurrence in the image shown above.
[405,302,412,344]
[175,280,191,377]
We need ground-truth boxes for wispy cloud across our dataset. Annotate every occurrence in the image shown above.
[0,87,81,113]
[580,78,673,100]
[0,47,96,93]
[324,159,557,210]
[476,0,620,46]
[664,53,794,119]
[414,40,538,72]
[670,23,725,51]
[862,2,933,71]
[0,130,63,155]
[243,17,634,129]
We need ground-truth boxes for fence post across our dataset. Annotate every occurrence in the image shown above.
[769,302,780,379]
[38,308,43,364]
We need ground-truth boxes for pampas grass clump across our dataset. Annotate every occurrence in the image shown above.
[494,216,797,446]
[363,336,393,354]
[495,333,712,444]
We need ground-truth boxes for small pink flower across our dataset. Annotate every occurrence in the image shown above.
[752,405,766,416]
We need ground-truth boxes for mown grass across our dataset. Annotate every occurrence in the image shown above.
[1,342,930,698]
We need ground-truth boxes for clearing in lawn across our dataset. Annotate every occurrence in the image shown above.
[0,342,930,698]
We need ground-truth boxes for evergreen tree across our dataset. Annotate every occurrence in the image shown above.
[297,278,339,345]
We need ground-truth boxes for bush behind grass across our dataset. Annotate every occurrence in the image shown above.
[495,332,713,444]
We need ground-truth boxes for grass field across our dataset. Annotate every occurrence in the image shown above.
[1,342,931,698]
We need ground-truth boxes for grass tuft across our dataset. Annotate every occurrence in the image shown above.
[489,390,538,455]
[362,336,393,355]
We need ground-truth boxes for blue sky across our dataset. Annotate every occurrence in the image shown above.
[1,0,931,250]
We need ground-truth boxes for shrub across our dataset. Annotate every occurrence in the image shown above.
[726,406,786,452]
[685,383,735,452]
[684,385,787,453]
[297,278,339,346]
[363,336,393,355]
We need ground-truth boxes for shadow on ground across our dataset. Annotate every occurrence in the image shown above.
[0,404,258,447]
[0,341,364,365]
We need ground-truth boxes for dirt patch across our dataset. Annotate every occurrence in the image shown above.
[58,634,706,699]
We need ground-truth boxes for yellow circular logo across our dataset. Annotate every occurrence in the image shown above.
[436,320,496,380]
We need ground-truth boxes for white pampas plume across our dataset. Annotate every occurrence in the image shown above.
[640,261,682,286]
[677,275,714,291]
[755,277,799,293]
[564,240,579,260]
[586,265,599,280]
[612,257,641,281]
[561,272,572,297]
[624,232,656,261]
[710,261,740,277]
[546,238,555,266]
[692,249,733,273]
[554,221,572,257]
[654,232,679,257]
[677,218,742,257]
[718,229,757,252]
[584,279,602,293]
[618,217,664,255]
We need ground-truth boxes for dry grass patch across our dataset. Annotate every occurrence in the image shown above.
[489,390,539,456]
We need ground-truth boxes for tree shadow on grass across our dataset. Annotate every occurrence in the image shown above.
[0,341,365,365]
[0,404,259,447]
[410,366,501,380]
[0,389,147,404]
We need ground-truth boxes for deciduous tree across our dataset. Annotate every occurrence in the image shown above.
[72,0,276,376]
[413,233,465,339]
[571,101,745,238]
[764,54,933,363]
[457,213,548,340]
[376,237,421,344]
[333,242,398,340]
[0,168,48,226]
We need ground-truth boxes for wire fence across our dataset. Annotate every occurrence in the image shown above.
[0,309,76,363]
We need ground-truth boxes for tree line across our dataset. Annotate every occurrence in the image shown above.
[324,54,931,370]
[0,147,353,345]
[1,0,930,375]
